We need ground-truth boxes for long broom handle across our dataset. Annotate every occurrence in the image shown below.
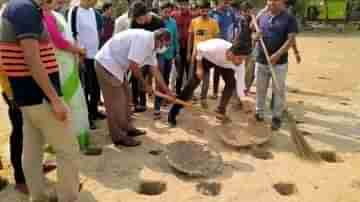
[250,15,281,93]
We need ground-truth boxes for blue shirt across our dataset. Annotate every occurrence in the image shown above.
[161,17,178,60]
[256,11,298,65]
[1,0,62,106]
[209,7,237,41]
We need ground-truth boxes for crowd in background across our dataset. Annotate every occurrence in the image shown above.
[0,0,299,201]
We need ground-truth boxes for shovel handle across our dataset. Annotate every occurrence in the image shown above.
[154,91,192,108]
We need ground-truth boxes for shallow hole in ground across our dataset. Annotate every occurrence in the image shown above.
[273,182,297,196]
[148,149,163,156]
[317,151,343,163]
[251,148,274,160]
[196,181,222,196]
[138,180,167,196]
[300,130,313,136]
[0,177,8,191]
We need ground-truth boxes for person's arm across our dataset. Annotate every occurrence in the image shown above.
[20,39,68,121]
[173,20,179,60]
[270,16,298,65]
[187,20,194,63]
[150,65,173,95]
[194,48,204,80]
[292,37,301,63]
[270,33,296,65]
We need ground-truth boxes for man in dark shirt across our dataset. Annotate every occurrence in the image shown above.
[254,0,298,131]
[100,3,114,47]
[0,0,79,201]
[130,0,165,113]
[171,0,192,95]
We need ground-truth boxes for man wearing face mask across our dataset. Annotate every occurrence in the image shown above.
[95,28,174,146]
[168,39,252,127]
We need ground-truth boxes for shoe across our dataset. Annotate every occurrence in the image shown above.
[255,113,264,122]
[153,111,161,120]
[89,120,96,130]
[128,129,146,137]
[43,161,57,174]
[95,112,107,120]
[271,118,282,131]
[210,94,218,100]
[15,183,29,195]
[200,100,209,109]
[232,100,243,111]
[134,105,147,113]
[114,138,141,147]
[215,111,232,123]
[168,110,177,127]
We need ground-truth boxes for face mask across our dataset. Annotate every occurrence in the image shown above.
[156,46,168,54]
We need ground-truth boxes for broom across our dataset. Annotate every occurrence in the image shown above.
[251,15,320,161]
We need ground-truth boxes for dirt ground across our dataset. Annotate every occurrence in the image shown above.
[0,32,360,202]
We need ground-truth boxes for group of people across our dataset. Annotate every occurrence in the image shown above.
[0,0,300,202]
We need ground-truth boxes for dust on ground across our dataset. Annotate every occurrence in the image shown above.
[0,32,360,202]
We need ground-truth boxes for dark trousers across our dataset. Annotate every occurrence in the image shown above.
[170,59,236,116]
[131,65,150,107]
[213,68,221,95]
[2,93,26,184]
[83,59,101,120]
[176,46,190,95]
[154,57,172,111]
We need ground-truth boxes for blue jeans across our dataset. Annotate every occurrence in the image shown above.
[154,57,172,112]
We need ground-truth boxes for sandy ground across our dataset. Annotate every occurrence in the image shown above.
[1,32,360,202]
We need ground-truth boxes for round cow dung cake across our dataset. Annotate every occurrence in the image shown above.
[166,141,223,177]
[219,117,272,147]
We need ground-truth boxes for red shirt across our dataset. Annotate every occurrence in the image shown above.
[171,9,192,48]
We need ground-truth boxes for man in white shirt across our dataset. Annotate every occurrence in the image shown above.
[95,28,174,147]
[168,38,251,127]
[67,0,105,129]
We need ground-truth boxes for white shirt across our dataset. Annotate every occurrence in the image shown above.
[196,39,246,97]
[76,7,99,59]
[114,12,130,34]
[95,29,157,82]
[196,39,235,70]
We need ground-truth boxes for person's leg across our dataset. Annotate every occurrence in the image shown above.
[200,60,211,108]
[2,93,26,186]
[255,63,271,120]
[212,67,221,98]
[168,62,202,126]
[96,64,132,141]
[271,63,288,129]
[154,58,166,116]
[131,75,139,106]
[35,103,79,202]
[216,68,236,115]
[21,106,47,201]
[87,59,102,119]
[176,47,186,95]
[139,66,150,108]
[245,55,256,91]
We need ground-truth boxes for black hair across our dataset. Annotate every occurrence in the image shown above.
[160,2,173,10]
[229,41,252,56]
[240,1,254,11]
[102,3,112,13]
[154,28,171,42]
[198,0,211,9]
[130,0,148,19]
